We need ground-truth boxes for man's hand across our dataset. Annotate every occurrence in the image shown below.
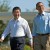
[26,42,33,50]
[30,44,33,50]
[0,39,3,42]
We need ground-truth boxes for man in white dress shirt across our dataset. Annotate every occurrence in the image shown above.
[0,7,33,50]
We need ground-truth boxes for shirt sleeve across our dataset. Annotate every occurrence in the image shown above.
[32,19,37,36]
[23,21,33,45]
[1,22,10,40]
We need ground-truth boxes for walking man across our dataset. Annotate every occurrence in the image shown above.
[0,7,33,50]
[32,2,50,50]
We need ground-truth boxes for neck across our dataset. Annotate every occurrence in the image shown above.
[14,17,18,20]
[39,11,44,14]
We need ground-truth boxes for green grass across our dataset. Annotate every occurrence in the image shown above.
[0,45,31,50]
[0,45,10,50]
[24,45,31,50]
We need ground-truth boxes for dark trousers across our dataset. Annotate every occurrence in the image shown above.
[10,36,25,50]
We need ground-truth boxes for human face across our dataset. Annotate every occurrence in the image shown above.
[13,9,21,19]
[36,3,45,13]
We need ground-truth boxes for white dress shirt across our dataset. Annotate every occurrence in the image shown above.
[1,16,33,45]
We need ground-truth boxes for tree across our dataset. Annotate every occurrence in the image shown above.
[48,1,50,7]
[0,0,10,12]
[47,0,50,7]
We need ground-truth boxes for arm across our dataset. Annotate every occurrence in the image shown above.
[24,21,33,47]
[0,22,10,42]
[32,19,37,37]
[48,14,50,45]
[31,19,37,49]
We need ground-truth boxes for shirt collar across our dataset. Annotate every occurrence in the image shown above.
[42,11,45,15]
[13,16,21,22]
[38,11,46,16]
[17,16,21,21]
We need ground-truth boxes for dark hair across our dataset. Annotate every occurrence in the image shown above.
[12,7,21,12]
[36,2,43,7]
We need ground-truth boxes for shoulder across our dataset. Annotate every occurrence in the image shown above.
[21,17,28,23]
[47,13,50,15]
[45,12,50,16]
[8,18,14,24]
[20,17,29,26]
[33,15,39,22]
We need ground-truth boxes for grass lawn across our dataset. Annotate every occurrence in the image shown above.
[0,45,31,50]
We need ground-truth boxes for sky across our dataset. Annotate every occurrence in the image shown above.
[0,0,49,12]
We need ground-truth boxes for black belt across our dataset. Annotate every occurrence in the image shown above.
[10,36,25,39]
[38,33,49,36]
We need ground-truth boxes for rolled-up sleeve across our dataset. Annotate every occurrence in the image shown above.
[23,21,33,45]
[1,22,10,40]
